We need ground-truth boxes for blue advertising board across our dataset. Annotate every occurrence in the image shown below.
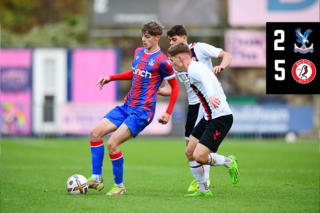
[1,67,31,92]
[229,105,313,133]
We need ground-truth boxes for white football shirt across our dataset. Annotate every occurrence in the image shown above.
[188,61,232,120]
[175,42,222,105]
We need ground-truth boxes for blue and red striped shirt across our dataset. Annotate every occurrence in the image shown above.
[124,47,175,111]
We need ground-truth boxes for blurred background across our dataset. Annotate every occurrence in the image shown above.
[1,0,319,140]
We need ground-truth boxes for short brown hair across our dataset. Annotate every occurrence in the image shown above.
[167,42,190,57]
[140,20,164,36]
[166,25,187,37]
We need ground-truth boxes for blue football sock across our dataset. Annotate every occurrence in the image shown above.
[109,151,124,185]
[90,140,104,175]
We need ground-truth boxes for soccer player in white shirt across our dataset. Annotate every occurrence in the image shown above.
[167,42,239,197]
[158,25,232,192]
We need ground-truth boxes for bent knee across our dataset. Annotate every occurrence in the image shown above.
[193,153,207,164]
[185,147,194,160]
[107,139,118,149]
[90,128,103,141]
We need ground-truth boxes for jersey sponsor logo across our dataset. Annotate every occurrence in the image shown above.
[133,66,152,78]
[294,28,314,54]
[136,55,139,60]
[291,59,316,84]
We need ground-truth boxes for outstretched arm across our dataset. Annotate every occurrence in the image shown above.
[212,50,232,74]
[158,78,179,124]
[157,81,172,96]
[96,70,133,90]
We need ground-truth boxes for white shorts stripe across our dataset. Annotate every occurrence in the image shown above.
[195,104,205,126]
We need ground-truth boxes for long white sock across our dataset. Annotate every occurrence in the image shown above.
[208,153,232,167]
[204,165,210,179]
[189,161,209,193]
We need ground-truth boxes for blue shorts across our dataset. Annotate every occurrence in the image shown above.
[105,104,155,137]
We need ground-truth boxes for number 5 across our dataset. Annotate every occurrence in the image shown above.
[275,60,285,81]
[274,30,285,51]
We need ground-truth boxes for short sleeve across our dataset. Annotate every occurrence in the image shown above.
[196,43,222,59]
[159,58,176,81]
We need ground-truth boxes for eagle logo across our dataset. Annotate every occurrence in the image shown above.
[294,28,314,54]
[148,59,154,66]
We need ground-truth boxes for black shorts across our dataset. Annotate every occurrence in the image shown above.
[185,103,203,139]
[191,114,233,153]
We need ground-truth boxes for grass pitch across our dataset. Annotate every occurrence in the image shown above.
[1,137,319,213]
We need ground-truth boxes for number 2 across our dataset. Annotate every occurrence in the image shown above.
[274,30,285,51]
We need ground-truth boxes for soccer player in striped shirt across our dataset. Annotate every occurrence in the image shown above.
[168,42,239,197]
[88,20,179,195]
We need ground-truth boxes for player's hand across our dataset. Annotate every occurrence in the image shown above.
[158,112,170,125]
[96,76,111,90]
[212,66,225,74]
[209,95,220,109]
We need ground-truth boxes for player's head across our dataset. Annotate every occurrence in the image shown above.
[167,42,190,72]
[166,25,188,46]
[140,20,164,49]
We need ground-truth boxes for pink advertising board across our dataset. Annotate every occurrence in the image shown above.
[225,30,266,67]
[228,0,319,27]
[0,49,32,135]
[72,49,118,102]
[59,102,172,135]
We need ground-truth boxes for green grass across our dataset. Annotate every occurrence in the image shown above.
[1,138,319,213]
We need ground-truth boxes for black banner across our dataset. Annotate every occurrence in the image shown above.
[266,22,320,94]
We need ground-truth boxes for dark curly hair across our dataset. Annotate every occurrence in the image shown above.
[166,25,187,37]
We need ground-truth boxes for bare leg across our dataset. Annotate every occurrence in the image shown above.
[185,136,209,193]
[185,139,189,147]
[193,143,211,165]
[105,123,133,192]
[90,118,118,141]
[186,137,210,181]
[89,118,118,188]
[107,123,133,154]
[185,135,199,161]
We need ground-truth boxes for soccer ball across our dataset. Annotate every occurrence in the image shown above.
[66,174,89,195]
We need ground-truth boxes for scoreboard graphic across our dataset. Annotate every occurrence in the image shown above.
[266,22,320,94]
